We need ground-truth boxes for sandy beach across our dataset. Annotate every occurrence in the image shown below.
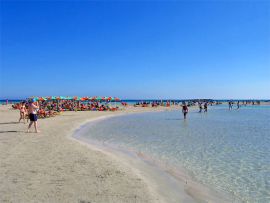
[0,105,194,203]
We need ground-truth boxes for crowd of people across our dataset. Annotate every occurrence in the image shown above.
[12,99,120,133]
[11,99,265,132]
[134,100,187,107]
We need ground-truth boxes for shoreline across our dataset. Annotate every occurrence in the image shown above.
[0,105,183,202]
[0,105,233,202]
[71,111,231,203]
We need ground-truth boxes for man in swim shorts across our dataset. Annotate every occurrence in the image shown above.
[182,103,188,119]
[204,102,208,112]
[27,100,40,133]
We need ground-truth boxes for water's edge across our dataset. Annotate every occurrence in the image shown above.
[70,112,231,203]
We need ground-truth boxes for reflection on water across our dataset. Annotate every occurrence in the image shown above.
[79,106,270,202]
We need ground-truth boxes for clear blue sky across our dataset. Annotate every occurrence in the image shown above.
[1,1,269,99]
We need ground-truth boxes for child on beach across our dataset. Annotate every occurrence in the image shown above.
[27,101,40,133]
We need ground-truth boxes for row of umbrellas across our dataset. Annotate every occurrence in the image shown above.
[28,96,121,102]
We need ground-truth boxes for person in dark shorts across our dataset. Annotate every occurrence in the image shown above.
[27,100,40,133]
[182,103,188,119]
[204,102,208,112]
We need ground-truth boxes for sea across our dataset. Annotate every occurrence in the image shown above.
[74,105,270,202]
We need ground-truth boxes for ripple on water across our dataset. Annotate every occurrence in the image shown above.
[79,106,270,202]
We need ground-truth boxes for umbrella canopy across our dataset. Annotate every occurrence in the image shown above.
[74,96,82,101]
[95,96,103,101]
[65,96,73,100]
[38,97,47,101]
[102,96,110,101]
[81,97,88,101]
[110,97,120,102]
[27,96,121,102]
[30,97,38,102]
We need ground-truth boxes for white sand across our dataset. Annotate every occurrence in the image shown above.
[0,105,228,203]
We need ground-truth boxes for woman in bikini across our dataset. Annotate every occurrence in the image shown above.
[19,102,26,124]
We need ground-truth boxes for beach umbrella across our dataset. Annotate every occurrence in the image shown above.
[112,97,121,107]
[81,97,88,101]
[90,96,97,101]
[29,97,39,102]
[103,96,111,102]
[38,97,47,101]
[65,96,73,100]
[95,96,102,101]
[88,96,94,101]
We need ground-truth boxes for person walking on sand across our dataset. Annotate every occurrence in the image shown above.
[182,103,188,119]
[27,101,40,133]
[19,101,27,123]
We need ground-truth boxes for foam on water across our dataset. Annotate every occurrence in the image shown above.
[76,106,270,202]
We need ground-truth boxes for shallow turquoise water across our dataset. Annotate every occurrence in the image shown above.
[78,106,270,202]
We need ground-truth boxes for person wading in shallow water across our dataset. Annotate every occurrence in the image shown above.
[204,102,208,112]
[237,101,240,109]
[27,101,40,133]
[182,103,188,119]
[198,102,203,113]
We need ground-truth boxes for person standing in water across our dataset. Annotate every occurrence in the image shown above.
[204,102,208,112]
[228,101,233,110]
[27,101,40,133]
[198,102,203,113]
[237,101,240,109]
[182,103,188,119]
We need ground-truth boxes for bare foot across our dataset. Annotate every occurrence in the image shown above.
[26,130,30,133]
[35,130,41,133]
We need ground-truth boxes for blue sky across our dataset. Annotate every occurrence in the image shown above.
[1,1,269,99]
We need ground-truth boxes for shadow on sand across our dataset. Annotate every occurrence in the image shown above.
[0,122,19,125]
[0,130,20,133]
